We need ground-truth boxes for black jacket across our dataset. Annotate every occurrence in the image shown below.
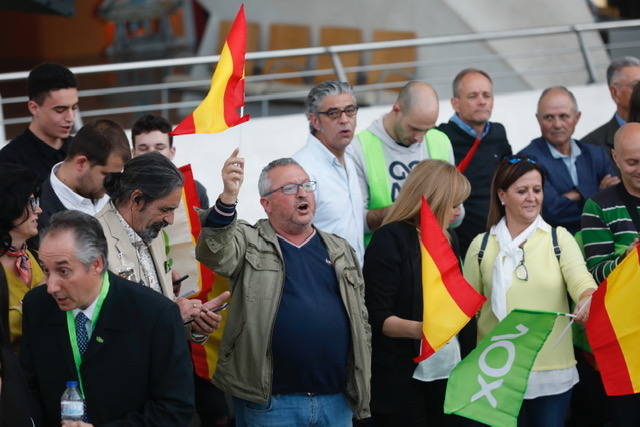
[363,221,473,414]
[438,120,512,253]
[20,272,194,426]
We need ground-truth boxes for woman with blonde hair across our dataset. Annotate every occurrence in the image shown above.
[364,159,470,426]
[463,155,596,426]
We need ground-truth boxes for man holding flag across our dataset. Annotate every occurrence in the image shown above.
[196,150,371,425]
[581,122,640,425]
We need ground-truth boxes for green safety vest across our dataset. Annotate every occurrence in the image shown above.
[358,128,453,245]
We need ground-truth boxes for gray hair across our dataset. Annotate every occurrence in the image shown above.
[607,56,640,85]
[42,210,109,269]
[452,68,493,97]
[258,158,303,197]
[537,86,579,112]
[104,152,183,207]
[305,80,356,135]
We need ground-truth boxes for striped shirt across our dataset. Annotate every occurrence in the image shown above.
[581,184,640,283]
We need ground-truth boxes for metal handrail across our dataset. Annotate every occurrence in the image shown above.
[2,18,640,137]
[2,18,640,82]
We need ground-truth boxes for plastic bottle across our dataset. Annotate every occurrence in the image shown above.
[60,380,84,422]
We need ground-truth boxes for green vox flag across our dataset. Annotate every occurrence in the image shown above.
[444,308,559,427]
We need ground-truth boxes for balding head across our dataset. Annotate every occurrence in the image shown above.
[613,123,640,196]
[385,81,439,146]
[536,87,581,149]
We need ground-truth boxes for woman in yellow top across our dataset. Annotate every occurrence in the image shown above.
[0,165,44,352]
[463,155,596,427]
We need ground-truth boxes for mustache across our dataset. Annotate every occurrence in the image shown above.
[139,220,169,242]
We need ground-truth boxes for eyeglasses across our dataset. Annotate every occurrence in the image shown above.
[503,155,537,165]
[515,246,528,281]
[263,181,317,197]
[27,196,40,212]
[317,105,358,120]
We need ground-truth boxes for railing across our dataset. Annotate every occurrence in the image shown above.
[2,18,640,142]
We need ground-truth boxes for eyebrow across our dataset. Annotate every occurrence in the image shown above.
[54,260,71,266]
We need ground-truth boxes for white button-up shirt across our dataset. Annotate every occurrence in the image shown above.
[50,162,110,215]
[293,135,365,265]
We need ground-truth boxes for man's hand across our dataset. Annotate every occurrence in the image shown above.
[599,174,620,189]
[62,422,93,427]
[562,190,582,201]
[191,291,231,335]
[220,148,244,204]
[176,297,203,323]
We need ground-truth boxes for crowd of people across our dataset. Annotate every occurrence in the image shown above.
[0,56,639,427]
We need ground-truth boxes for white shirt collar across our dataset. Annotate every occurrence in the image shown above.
[72,289,100,323]
[50,162,110,215]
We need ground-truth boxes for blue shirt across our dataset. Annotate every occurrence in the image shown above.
[271,232,350,394]
[546,140,582,187]
[449,113,492,139]
[293,135,365,264]
[615,113,627,127]
[518,137,616,233]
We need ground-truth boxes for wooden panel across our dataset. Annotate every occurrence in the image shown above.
[217,20,260,75]
[368,30,417,87]
[315,26,362,83]
[0,0,109,61]
[263,24,311,83]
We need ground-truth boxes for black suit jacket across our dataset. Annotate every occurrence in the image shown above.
[582,115,619,155]
[20,272,194,426]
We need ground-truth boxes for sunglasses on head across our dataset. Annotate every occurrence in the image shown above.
[502,155,537,165]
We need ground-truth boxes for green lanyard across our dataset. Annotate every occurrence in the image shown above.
[65,273,110,397]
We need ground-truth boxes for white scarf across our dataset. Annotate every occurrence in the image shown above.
[490,215,548,320]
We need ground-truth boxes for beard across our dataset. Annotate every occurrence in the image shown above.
[138,220,169,242]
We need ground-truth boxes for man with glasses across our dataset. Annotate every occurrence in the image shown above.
[292,80,365,264]
[196,149,371,425]
[519,87,618,234]
[582,56,640,165]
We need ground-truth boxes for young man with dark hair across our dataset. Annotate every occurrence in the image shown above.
[131,114,209,208]
[0,63,79,183]
[37,119,132,238]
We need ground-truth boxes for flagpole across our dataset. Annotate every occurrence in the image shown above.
[551,295,592,349]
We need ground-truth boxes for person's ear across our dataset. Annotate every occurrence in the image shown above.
[130,189,145,209]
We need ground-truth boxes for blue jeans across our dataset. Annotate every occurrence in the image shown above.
[233,393,352,426]
[517,389,572,427]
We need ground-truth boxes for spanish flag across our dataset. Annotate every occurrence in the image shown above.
[171,5,249,135]
[586,248,640,396]
[415,196,485,362]
[174,165,231,378]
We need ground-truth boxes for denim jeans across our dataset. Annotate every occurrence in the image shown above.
[517,389,572,427]
[233,393,352,426]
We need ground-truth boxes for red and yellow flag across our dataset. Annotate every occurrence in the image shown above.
[415,196,485,362]
[175,165,230,378]
[586,248,640,396]
[171,5,250,135]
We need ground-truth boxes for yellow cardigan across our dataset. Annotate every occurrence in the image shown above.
[463,226,596,371]
[5,250,44,349]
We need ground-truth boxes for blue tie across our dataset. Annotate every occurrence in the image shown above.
[75,312,90,356]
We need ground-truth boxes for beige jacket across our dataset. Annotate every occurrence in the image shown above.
[96,202,173,299]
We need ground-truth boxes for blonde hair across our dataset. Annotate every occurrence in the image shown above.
[383,159,471,228]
